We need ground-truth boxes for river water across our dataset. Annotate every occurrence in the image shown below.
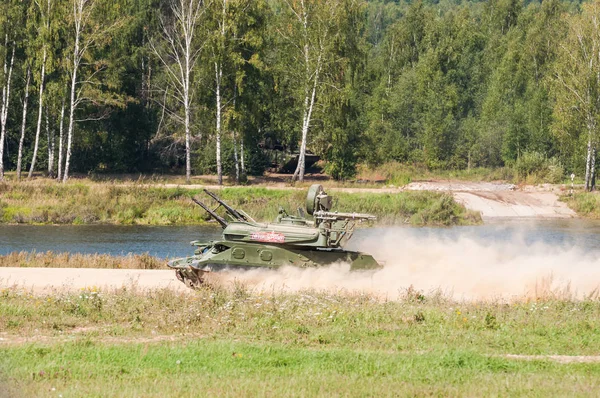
[1,219,600,258]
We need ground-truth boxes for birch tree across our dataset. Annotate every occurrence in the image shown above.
[63,0,120,182]
[63,0,87,182]
[0,0,22,181]
[207,0,265,184]
[56,98,65,180]
[28,0,52,179]
[210,0,235,185]
[278,0,343,182]
[553,1,600,191]
[16,68,31,180]
[0,39,16,181]
[213,0,227,185]
[46,108,55,176]
[151,0,208,184]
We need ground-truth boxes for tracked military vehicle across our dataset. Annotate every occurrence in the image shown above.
[168,185,381,288]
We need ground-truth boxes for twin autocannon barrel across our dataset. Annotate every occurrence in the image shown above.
[192,189,256,229]
[191,196,228,228]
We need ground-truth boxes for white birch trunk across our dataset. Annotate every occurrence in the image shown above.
[233,131,239,183]
[585,115,594,191]
[215,61,223,185]
[233,84,240,183]
[591,145,597,191]
[0,42,15,180]
[181,0,197,185]
[184,38,191,185]
[0,36,9,181]
[46,109,54,177]
[63,1,83,183]
[184,100,191,184]
[293,55,321,183]
[63,73,76,183]
[16,68,31,180]
[215,0,226,186]
[57,99,65,180]
[292,41,311,183]
[293,102,309,182]
[28,46,47,179]
[232,86,239,184]
[240,137,245,175]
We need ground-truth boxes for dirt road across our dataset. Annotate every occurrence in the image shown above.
[0,267,188,293]
[405,181,576,219]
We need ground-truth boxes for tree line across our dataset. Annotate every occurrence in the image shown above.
[0,0,599,189]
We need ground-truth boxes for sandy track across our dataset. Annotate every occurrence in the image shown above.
[405,181,576,219]
[0,267,188,293]
[453,191,575,218]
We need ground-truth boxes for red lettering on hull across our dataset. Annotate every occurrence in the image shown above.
[250,232,285,243]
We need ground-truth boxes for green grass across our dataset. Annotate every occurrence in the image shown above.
[1,286,600,396]
[2,286,600,355]
[3,340,600,397]
[564,191,600,219]
[0,181,480,226]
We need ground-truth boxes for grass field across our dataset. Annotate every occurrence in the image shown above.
[1,285,600,396]
[0,181,480,226]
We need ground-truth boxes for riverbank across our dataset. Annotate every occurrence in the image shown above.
[563,191,600,220]
[0,181,480,226]
[1,285,599,396]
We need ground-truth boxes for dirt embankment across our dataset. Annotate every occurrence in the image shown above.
[405,181,576,219]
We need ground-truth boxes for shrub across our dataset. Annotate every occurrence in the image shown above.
[514,151,564,183]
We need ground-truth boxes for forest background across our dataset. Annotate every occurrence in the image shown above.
[1,0,600,189]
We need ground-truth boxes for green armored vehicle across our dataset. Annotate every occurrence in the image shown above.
[168,185,381,288]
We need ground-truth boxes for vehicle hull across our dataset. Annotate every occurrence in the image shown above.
[167,240,381,288]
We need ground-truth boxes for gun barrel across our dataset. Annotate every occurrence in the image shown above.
[192,197,228,229]
[313,210,377,221]
[203,189,248,222]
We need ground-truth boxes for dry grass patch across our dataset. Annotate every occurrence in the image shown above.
[0,251,166,269]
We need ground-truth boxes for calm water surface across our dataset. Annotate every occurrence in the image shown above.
[1,219,600,258]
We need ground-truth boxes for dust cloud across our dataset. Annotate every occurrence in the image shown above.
[214,229,600,301]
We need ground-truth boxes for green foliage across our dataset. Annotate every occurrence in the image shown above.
[194,138,268,177]
[0,0,596,182]
[564,192,600,219]
[514,151,565,183]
